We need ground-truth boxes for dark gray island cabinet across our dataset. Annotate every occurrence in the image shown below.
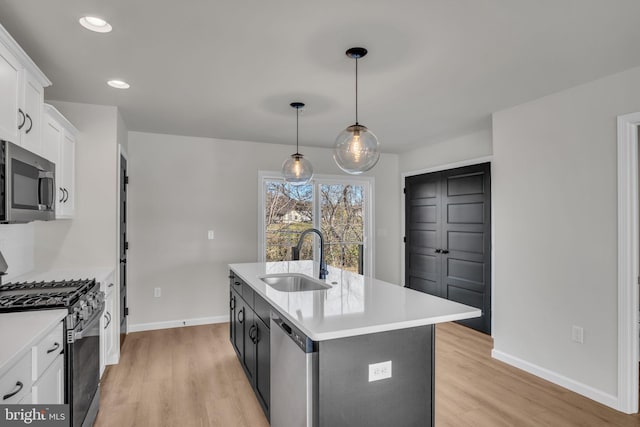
[228,262,480,427]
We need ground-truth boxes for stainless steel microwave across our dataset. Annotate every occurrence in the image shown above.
[1,140,55,223]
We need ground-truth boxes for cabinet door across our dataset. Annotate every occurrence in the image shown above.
[100,288,115,377]
[20,71,43,155]
[229,291,236,343]
[254,316,270,417]
[0,42,21,143]
[41,111,62,163]
[231,289,243,358]
[32,354,64,404]
[242,307,256,384]
[58,131,76,218]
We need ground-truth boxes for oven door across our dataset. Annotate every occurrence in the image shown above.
[3,141,55,223]
[68,302,104,427]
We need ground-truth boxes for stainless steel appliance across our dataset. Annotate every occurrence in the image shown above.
[0,279,104,427]
[0,140,56,223]
[270,312,318,427]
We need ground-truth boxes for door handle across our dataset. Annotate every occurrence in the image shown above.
[63,188,69,203]
[46,342,60,354]
[238,308,244,323]
[249,324,257,344]
[3,381,23,400]
[17,109,25,130]
[441,249,449,254]
[59,188,65,203]
[25,114,33,134]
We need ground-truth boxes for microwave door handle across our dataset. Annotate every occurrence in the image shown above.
[37,171,55,210]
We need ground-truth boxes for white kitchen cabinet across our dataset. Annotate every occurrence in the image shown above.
[19,70,44,154]
[0,40,21,143]
[43,104,78,219]
[32,354,64,404]
[0,351,31,404]
[100,271,118,377]
[0,25,50,152]
[0,314,64,405]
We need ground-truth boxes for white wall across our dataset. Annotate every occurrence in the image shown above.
[399,128,493,173]
[33,102,119,272]
[127,131,399,328]
[0,224,34,280]
[492,65,640,402]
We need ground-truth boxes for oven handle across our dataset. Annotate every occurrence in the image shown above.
[73,301,105,341]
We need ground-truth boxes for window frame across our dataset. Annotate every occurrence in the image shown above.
[258,171,375,278]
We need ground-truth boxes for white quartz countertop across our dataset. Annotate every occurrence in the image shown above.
[229,261,481,341]
[0,309,67,377]
[9,268,115,285]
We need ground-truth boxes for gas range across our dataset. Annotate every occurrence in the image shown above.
[0,278,98,311]
[0,278,104,427]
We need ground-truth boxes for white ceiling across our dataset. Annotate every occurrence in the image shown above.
[1,0,640,153]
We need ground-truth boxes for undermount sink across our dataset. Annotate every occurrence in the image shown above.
[260,273,331,292]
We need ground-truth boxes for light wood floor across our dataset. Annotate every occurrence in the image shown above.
[94,322,640,427]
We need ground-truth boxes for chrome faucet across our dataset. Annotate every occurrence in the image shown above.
[293,228,328,280]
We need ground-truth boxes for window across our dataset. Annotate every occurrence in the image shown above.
[259,172,374,277]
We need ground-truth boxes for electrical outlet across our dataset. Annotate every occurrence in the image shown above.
[368,360,392,382]
[154,287,161,298]
[571,325,584,344]
[208,230,215,240]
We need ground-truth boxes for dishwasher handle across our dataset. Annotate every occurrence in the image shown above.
[271,312,317,353]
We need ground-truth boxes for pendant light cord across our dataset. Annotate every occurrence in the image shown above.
[355,57,359,125]
[296,106,300,154]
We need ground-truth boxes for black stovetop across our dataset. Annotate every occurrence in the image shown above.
[0,279,96,312]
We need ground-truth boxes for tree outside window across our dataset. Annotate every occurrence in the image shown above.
[263,177,368,274]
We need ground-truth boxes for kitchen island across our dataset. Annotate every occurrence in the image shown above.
[228,261,481,427]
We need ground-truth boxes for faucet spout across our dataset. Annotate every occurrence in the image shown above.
[294,228,328,280]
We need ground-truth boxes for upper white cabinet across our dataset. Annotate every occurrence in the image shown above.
[19,70,44,154]
[43,104,77,219]
[0,41,21,143]
[0,24,50,152]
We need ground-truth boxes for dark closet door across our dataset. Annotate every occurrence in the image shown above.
[405,163,491,334]
[405,172,443,296]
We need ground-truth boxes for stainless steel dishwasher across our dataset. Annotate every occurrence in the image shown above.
[270,311,318,427]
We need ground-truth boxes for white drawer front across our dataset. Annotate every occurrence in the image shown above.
[33,322,64,381]
[0,352,31,404]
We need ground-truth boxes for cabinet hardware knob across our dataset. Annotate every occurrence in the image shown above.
[238,308,244,323]
[17,109,25,130]
[3,381,23,400]
[46,342,60,354]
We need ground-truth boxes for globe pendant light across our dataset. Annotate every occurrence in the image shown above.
[333,47,380,175]
[282,102,313,185]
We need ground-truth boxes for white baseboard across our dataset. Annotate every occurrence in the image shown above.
[492,349,618,410]
[128,315,228,333]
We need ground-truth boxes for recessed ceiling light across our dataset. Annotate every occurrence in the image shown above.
[79,16,112,33]
[107,80,130,89]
